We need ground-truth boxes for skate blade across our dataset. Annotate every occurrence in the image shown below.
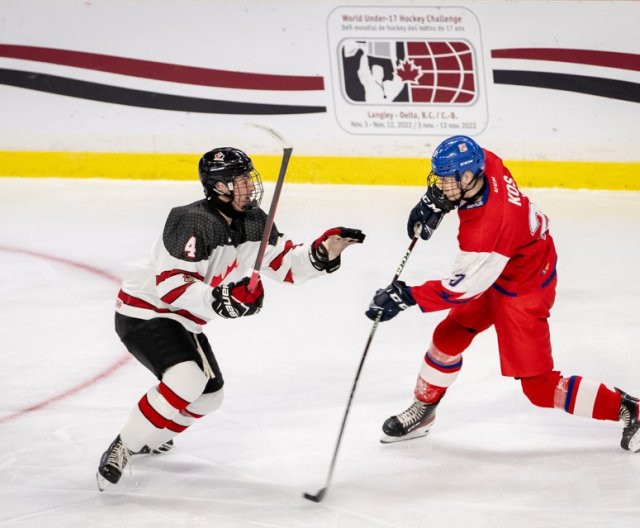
[96,472,111,492]
[628,432,640,453]
[380,427,431,444]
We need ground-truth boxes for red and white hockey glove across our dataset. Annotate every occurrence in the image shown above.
[310,227,366,273]
[211,277,264,318]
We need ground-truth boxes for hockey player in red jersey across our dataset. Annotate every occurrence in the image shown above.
[366,135,640,451]
[97,147,365,490]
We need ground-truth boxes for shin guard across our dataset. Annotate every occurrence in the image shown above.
[521,371,621,421]
[145,389,225,451]
[414,344,462,404]
[121,361,208,451]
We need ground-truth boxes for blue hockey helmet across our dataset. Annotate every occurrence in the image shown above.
[431,135,485,181]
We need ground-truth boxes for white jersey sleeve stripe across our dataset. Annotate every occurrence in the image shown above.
[443,250,510,299]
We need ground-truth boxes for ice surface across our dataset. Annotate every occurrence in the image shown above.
[1,178,639,527]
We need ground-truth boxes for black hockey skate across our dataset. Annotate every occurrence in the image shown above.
[133,439,174,455]
[617,389,640,453]
[381,399,439,444]
[96,435,132,491]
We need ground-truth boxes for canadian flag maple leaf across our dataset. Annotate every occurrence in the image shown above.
[209,259,239,288]
[396,59,422,84]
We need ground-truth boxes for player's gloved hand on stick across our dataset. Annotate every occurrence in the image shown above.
[407,185,456,240]
[365,280,416,322]
[310,227,366,273]
[212,277,264,318]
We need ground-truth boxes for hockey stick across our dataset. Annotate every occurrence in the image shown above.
[303,232,420,503]
[246,124,293,293]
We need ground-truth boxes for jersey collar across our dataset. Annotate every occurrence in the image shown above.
[459,176,489,211]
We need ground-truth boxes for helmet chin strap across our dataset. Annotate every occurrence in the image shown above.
[207,181,245,218]
[457,171,486,206]
[209,193,244,219]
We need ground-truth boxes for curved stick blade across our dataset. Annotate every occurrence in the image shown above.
[246,122,292,149]
[303,488,326,503]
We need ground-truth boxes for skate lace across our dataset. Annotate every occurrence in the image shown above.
[107,439,131,471]
[397,401,427,428]
[620,406,631,427]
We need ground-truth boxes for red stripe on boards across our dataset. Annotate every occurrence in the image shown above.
[491,48,640,72]
[0,44,325,90]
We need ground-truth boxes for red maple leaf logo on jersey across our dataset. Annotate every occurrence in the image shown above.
[209,259,239,288]
[396,59,422,84]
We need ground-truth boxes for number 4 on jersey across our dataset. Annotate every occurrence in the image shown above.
[184,236,197,258]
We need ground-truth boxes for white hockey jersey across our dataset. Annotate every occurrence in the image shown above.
[115,199,325,333]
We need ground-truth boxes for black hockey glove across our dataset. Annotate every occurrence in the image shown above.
[365,280,416,322]
[211,277,264,319]
[309,227,366,273]
[407,185,457,240]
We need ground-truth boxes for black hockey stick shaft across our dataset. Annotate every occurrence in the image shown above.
[303,234,420,503]
[247,127,293,293]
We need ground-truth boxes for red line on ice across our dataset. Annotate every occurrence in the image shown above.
[0,245,131,425]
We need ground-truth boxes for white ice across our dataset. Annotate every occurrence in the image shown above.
[1,178,639,528]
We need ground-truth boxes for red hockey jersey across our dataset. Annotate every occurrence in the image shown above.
[410,150,557,311]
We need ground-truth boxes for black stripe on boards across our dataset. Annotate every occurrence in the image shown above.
[0,68,327,115]
[493,70,640,104]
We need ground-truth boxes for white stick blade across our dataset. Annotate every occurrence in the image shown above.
[246,122,293,150]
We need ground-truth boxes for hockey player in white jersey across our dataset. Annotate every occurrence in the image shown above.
[97,147,365,490]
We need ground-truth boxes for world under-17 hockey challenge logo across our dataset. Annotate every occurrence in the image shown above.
[327,6,488,135]
[340,39,477,104]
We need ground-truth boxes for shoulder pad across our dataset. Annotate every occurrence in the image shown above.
[163,200,229,261]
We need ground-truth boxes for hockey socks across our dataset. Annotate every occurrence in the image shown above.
[414,345,462,404]
[521,371,621,421]
[554,375,621,421]
[120,361,209,453]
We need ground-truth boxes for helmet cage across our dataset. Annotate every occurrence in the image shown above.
[427,135,486,207]
[426,168,484,207]
[234,168,264,211]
